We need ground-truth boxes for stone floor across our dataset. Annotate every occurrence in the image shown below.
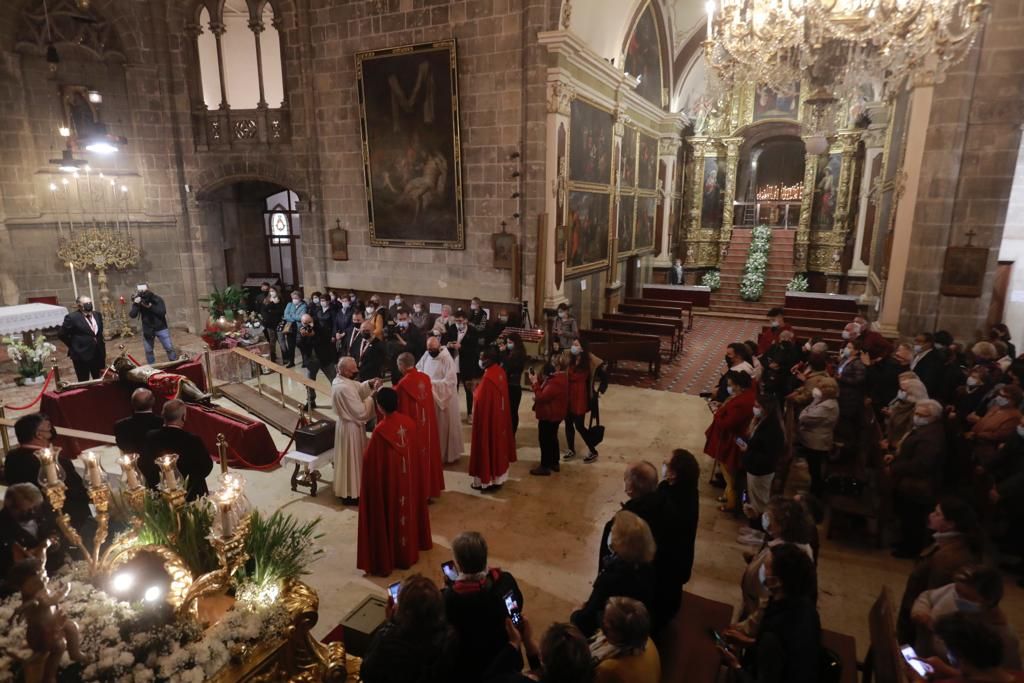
[2,330,1023,660]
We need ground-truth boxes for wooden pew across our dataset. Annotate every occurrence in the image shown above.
[604,312,683,356]
[786,308,855,323]
[785,315,849,330]
[764,325,845,349]
[580,329,661,378]
[822,629,859,683]
[785,291,859,314]
[623,297,694,330]
[862,587,903,683]
[591,317,678,360]
[642,284,712,308]
[659,592,733,683]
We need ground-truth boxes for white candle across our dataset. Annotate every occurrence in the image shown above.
[41,449,58,485]
[705,0,715,37]
[219,498,234,537]
[69,262,79,299]
[88,272,94,301]
[160,464,175,490]
[82,451,103,488]
[120,457,140,489]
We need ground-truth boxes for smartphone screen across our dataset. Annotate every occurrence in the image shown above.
[387,581,401,604]
[503,591,522,627]
[709,629,725,647]
[900,645,933,676]
[441,561,459,582]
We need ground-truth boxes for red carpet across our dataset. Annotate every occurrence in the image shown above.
[605,315,761,395]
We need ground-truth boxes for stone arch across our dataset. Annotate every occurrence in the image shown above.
[6,0,143,65]
[193,163,306,203]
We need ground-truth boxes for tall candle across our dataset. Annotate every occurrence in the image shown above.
[218,497,234,537]
[88,271,94,301]
[41,449,58,486]
[69,262,79,299]
[82,451,103,488]
[118,455,140,489]
[705,0,714,37]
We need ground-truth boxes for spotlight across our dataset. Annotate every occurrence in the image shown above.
[50,149,87,173]
[83,122,125,155]
[87,90,102,104]
[110,571,135,593]
[58,126,70,137]
[143,586,162,603]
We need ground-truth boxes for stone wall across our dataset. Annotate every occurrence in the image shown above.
[899,2,1024,339]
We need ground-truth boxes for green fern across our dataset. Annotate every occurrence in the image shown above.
[238,511,324,589]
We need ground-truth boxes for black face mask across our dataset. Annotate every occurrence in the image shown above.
[428,349,440,358]
[82,303,94,312]
[724,355,732,365]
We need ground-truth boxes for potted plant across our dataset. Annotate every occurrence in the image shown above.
[4,334,57,384]
[208,286,247,322]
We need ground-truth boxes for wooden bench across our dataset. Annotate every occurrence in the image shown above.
[785,292,859,314]
[764,325,845,349]
[785,315,849,330]
[822,629,859,683]
[623,297,694,330]
[862,587,903,683]
[580,329,661,378]
[591,317,679,360]
[659,592,733,683]
[643,284,712,308]
[604,312,684,357]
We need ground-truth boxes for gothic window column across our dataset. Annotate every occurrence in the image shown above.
[249,16,268,110]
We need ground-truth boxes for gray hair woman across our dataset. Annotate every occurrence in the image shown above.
[589,597,661,683]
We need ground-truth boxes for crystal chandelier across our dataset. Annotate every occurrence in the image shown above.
[703,0,990,106]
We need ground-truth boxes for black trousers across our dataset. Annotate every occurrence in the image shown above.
[263,326,280,363]
[509,385,522,433]
[800,445,830,497]
[895,496,933,553]
[564,412,599,453]
[458,374,474,415]
[282,327,298,364]
[72,357,104,382]
[539,419,560,469]
[305,358,337,404]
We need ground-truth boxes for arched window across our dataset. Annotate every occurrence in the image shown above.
[196,7,222,109]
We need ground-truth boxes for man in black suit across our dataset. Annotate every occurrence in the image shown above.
[58,296,106,381]
[114,388,163,454]
[141,399,213,502]
[911,332,944,398]
[443,309,480,420]
[355,320,388,382]
[4,413,93,528]
[336,310,364,359]
[332,295,355,340]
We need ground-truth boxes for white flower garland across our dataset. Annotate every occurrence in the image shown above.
[739,225,773,301]
[0,563,289,683]
[787,273,810,292]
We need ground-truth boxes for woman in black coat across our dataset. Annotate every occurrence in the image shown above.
[360,575,455,683]
[570,510,656,638]
[721,543,822,683]
[500,332,528,433]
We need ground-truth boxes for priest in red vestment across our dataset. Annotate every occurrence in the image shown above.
[357,388,432,577]
[469,347,516,491]
[395,352,445,500]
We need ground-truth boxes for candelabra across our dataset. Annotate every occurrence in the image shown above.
[56,227,140,340]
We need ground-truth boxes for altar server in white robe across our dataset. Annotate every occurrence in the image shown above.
[417,336,464,463]
[331,356,378,504]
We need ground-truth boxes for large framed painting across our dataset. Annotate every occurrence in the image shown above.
[621,127,637,188]
[940,246,988,297]
[623,2,664,107]
[635,196,657,251]
[754,83,800,122]
[355,40,464,249]
[617,194,636,254]
[811,153,842,231]
[700,157,725,228]
[638,134,658,190]
[567,190,610,273]
[569,99,614,185]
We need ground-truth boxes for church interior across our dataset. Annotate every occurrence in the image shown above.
[1,0,1023,681]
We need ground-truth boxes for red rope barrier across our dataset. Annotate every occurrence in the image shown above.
[5,368,56,411]
[215,414,306,471]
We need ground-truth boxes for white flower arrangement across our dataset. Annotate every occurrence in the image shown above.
[4,334,57,378]
[701,269,721,291]
[0,562,289,682]
[740,225,773,301]
[787,273,810,292]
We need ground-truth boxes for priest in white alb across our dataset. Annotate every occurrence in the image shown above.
[417,336,464,463]
[331,356,378,505]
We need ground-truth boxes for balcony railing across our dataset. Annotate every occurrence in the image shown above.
[192,106,291,150]
[733,201,802,229]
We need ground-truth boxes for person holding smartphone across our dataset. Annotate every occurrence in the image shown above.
[908,612,1024,683]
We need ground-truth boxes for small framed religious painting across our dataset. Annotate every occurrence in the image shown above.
[493,232,517,270]
[555,224,567,263]
[940,246,988,297]
[330,227,349,261]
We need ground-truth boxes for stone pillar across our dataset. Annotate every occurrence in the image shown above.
[653,136,681,266]
[605,106,628,312]
[541,79,572,313]
[877,85,935,337]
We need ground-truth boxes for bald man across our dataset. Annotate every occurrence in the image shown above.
[332,356,379,504]
[141,399,213,502]
[114,388,163,454]
[58,295,105,381]
[599,460,689,632]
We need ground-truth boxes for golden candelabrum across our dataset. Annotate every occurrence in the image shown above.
[55,227,140,340]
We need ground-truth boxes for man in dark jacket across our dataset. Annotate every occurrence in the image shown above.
[598,461,688,634]
[885,399,948,556]
[296,313,336,410]
[911,332,945,399]
[442,532,524,683]
[141,400,213,501]
[130,283,176,364]
[114,388,163,454]
[444,309,481,419]
[259,287,285,364]
[355,320,389,382]
[58,296,106,381]
[4,413,93,529]
[0,483,66,584]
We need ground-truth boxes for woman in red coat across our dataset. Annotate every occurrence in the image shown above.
[704,370,756,512]
[563,338,608,464]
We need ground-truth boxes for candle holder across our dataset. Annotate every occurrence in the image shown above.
[155,453,186,511]
[117,452,147,513]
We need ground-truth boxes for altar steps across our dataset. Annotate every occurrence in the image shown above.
[217,382,331,435]
[709,227,796,316]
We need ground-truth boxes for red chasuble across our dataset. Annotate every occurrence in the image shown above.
[469,363,517,487]
[395,368,445,500]
[357,412,432,577]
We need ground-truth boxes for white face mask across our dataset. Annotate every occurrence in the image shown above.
[811,387,822,401]
[570,346,581,355]
[897,389,907,400]
[841,330,851,340]
[394,298,402,304]
[365,307,375,315]
[758,563,768,586]
[726,386,735,396]
[312,297,320,304]
[506,341,513,349]
[761,513,771,532]
[661,464,668,480]
[413,306,422,313]
[558,311,567,319]
[1016,425,1024,439]
[478,359,486,370]
[470,303,479,311]
[913,344,923,355]
[994,396,1010,408]
[966,377,980,387]
[752,406,763,418]
[803,342,811,352]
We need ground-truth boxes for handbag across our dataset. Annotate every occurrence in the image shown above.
[588,394,606,446]
[280,321,294,334]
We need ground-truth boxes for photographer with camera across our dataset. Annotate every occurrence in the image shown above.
[386,308,425,383]
[129,283,177,364]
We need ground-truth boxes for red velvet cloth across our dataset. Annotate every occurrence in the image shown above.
[39,359,279,468]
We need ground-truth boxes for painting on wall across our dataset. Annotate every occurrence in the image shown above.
[569,99,614,185]
[623,2,664,107]
[617,194,636,253]
[638,134,658,190]
[753,83,800,122]
[355,40,464,249]
[635,196,657,251]
[811,153,842,231]
[621,127,637,188]
[700,157,726,228]
[492,231,517,269]
[329,227,349,261]
[940,246,988,297]
[567,191,610,272]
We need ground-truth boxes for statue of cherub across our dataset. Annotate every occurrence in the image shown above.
[8,558,85,683]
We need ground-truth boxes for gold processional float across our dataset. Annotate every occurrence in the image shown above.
[3,350,358,683]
